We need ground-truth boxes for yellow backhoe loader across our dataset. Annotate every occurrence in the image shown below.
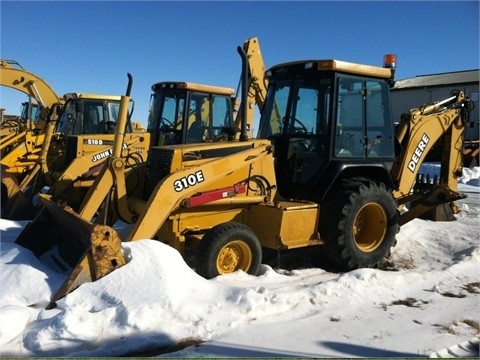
[1,59,147,219]
[0,92,143,219]
[1,101,39,156]
[1,58,64,218]
[16,40,471,309]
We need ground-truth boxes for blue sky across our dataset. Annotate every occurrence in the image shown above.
[1,1,479,127]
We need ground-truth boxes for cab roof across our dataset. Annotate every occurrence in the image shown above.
[268,59,393,79]
[151,81,235,96]
[63,93,122,101]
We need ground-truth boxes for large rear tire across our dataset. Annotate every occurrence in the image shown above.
[196,222,262,279]
[319,179,399,271]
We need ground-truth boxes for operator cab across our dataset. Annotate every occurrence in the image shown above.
[56,94,133,135]
[147,82,238,146]
[258,59,397,201]
[19,101,41,128]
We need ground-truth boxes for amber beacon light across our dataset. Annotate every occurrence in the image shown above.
[383,54,397,69]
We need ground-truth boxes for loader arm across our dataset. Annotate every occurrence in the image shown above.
[48,133,150,201]
[15,75,135,307]
[17,125,54,196]
[19,139,274,308]
[0,129,27,152]
[126,141,274,241]
[73,76,135,221]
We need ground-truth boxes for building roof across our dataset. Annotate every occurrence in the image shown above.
[392,69,479,89]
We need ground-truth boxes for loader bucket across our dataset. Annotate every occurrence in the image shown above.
[1,172,36,220]
[15,198,126,309]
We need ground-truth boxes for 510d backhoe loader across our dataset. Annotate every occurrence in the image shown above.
[16,41,471,309]
[0,59,149,219]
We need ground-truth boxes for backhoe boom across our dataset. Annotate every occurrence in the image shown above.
[391,91,470,222]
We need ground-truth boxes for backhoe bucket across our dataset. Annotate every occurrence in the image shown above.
[399,184,466,225]
[15,199,126,309]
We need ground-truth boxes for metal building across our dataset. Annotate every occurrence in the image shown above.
[390,69,479,141]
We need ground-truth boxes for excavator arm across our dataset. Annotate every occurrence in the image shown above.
[390,91,470,224]
[234,37,268,139]
[1,59,62,158]
[242,37,268,111]
[0,59,62,121]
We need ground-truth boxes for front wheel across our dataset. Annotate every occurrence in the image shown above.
[319,179,399,271]
[196,222,262,279]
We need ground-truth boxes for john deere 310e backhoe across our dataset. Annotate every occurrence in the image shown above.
[15,40,471,309]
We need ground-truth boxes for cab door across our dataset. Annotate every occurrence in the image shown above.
[334,76,395,159]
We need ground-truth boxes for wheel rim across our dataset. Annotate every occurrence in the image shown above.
[353,202,387,252]
[216,240,252,274]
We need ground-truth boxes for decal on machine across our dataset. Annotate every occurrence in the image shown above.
[174,170,205,192]
[407,133,430,172]
[91,143,128,162]
[84,139,114,146]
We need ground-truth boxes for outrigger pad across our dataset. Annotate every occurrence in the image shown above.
[420,202,456,222]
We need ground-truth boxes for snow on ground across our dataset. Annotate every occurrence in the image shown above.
[0,167,479,358]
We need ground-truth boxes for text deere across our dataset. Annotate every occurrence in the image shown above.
[408,133,430,172]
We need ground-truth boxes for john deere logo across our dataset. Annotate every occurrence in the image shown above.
[91,143,128,162]
[408,133,430,172]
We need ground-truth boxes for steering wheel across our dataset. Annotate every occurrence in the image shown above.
[161,117,174,127]
[104,121,117,133]
[290,137,315,152]
[49,132,66,150]
[291,118,315,151]
[292,118,308,134]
